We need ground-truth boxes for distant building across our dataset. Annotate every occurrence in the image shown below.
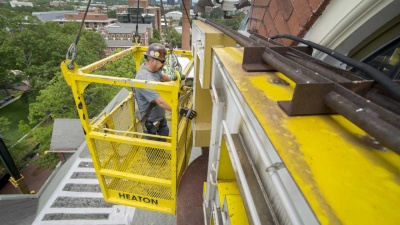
[53,12,117,29]
[112,5,129,13]
[105,40,136,56]
[32,11,78,22]
[165,11,182,21]
[144,6,162,33]
[128,0,148,8]
[175,26,182,34]
[117,5,162,35]
[167,0,175,6]
[49,1,66,7]
[9,0,35,7]
[99,23,153,55]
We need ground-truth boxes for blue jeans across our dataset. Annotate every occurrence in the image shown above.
[144,117,169,142]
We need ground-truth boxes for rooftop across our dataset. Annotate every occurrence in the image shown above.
[32,11,78,22]
[49,119,85,152]
[103,23,152,34]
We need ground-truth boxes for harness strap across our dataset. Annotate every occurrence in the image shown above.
[135,66,160,125]
[140,101,156,124]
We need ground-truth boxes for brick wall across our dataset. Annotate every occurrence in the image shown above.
[248,0,331,46]
[65,13,109,21]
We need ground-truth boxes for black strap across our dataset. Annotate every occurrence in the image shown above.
[140,101,156,124]
[136,68,159,125]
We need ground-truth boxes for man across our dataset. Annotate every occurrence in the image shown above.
[135,43,196,141]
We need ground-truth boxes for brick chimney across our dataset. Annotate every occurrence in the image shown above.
[128,0,148,8]
[181,0,190,50]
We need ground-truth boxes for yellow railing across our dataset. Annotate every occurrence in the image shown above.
[61,46,193,214]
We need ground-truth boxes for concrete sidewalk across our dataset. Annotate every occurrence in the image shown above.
[0,95,21,110]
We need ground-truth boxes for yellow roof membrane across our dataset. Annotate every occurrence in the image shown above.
[213,47,400,225]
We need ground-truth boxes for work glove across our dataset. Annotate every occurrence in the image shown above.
[179,108,197,120]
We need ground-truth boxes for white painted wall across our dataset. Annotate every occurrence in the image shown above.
[304,0,400,68]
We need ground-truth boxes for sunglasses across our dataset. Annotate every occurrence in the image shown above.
[153,57,165,64]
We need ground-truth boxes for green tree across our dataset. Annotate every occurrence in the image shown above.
[31,125,59,169]
[0,70,24,96]
[1,7,116,169]
[209,7,225,19]
[27,73,77,125]
[27,47,132,126]
[169,26,182,48]
[0,117,11,137]
[18,120,31,135]
[153,29,161,41]
[150,38,160,44]
[99,49,136,78]
[0,10,105,100]
[107,10,117,18]
[202,7,245,31]
[150,29,161,44]
[0,10,26,94]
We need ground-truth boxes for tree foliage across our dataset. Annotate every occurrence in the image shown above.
[168,26,182,48]
[202,7,245,31]
[1,8,112,168]
[107,10,117,18]
[27,72,77,125]
[1,8,107,124]
[0,10,28,94]
[1,10,107,100]
[150,29,161,44]
[31,125,59,169]
[0,117,11,137]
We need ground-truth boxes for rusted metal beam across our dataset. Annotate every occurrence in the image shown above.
[261,50,315,84]
[199,18,400,154]
[324,91,400,154]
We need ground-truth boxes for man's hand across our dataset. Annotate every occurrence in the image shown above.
[168,73,177,81]
[179,108,197,120]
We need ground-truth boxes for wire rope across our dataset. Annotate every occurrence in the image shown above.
[134,0,141,44]
[66,0,92,69]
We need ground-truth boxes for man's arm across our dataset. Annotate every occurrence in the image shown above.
[154,96,172,111]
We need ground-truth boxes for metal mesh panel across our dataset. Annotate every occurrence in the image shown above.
[84,92,193,213]
[93,139,171,180]
[103,176,172,200]
[101,100,134,133]
[90,95,174,202]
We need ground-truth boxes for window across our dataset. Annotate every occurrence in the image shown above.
[363,37,400,79]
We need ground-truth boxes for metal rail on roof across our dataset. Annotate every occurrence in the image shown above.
[199,18,400,154]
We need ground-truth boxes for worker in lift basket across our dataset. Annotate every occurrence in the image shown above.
[135,43,197,142]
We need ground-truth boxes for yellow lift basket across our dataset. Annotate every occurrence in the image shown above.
[60,46,193,215]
